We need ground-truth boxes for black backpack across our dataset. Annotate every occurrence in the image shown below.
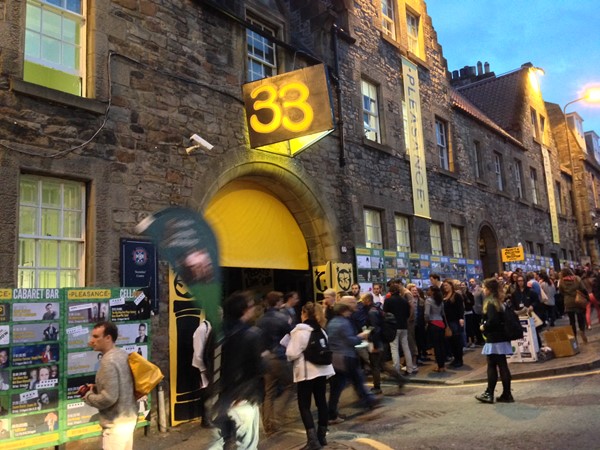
[503,304,523,341]
[303,327,332,365]
[381,311,398,343]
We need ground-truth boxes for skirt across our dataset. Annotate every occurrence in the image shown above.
[481,341,513,355]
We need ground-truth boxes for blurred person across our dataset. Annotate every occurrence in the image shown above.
[384,282,415,375]
[326,302,374,424]
[81,321,138,449]
[211,292,264,450]
[476,278,514,404]
[282,291,301,326]
[256,291,294,435]
[558,268,588,344]
[322,289,337,323]
[372,283,385,306]
[286,302,335,449]
[460,281,477,348]
[192,317,216,428]
[425,286,447,372]
[469,278,485,345]
[405,284,419,371]
[442,279,465,368]
[539,271,557,327]
[350,283,361,301]
[583,270,600,329]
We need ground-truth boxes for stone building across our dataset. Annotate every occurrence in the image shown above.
[0,0,587,426]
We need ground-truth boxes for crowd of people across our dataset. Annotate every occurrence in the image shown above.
[199,264,600,449]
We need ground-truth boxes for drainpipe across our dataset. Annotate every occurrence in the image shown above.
[332,23,346,167]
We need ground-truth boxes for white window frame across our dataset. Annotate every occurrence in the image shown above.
[436,119,450,170]
[430,222,443,256]
[406,10,420,57]
[24,0,86,95]
[530,167,539,205]
[451,226,463,258]
[494,153,503,191]
[395,215,411,253]
[381,0,396,39]
[18,175,86,288]
[362,80,381,143]
[364,208,383,249]
[246,16,277,82]
[515,160,523,199]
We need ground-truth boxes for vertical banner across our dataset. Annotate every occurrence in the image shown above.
[312,263,331,300]
[541,146,560,243]
[402,56,431,219]
[330,263,354,293]
[136,207,221,426]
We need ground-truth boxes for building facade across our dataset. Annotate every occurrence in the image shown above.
[0,0,595,424]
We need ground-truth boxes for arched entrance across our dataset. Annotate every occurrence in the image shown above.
[478,224,500,277]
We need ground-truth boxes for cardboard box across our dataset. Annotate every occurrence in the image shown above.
[543,326,580,357]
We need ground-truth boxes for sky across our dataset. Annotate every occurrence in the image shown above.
[426,0,600,135]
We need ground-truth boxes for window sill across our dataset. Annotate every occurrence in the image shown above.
[362,137,394,155]
[533,203,546,212]
[11,79,106,115]
[405,51,429,71]
[437,168,459,179]
[381,32,401,49]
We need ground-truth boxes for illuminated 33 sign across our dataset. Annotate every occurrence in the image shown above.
[243,64,334,152]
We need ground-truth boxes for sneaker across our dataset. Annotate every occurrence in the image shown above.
[370,387,383,395]
[496,392,515,403]
[328,417,345,425]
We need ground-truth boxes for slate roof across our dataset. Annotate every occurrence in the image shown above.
[455,67,526,137]
[450,89,525,149]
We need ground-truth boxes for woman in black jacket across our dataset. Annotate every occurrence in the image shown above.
[476,277,514,404]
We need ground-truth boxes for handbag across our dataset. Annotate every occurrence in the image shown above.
[575,290,589,309]
[128,352,164,399]
[443,312,452,337]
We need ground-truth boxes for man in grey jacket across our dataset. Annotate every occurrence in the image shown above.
[81,322,138,450]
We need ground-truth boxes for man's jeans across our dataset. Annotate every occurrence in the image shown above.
[390,329,414,373]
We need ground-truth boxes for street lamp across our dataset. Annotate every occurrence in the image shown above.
[563,87,600,262]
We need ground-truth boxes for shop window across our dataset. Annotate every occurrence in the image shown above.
[395,215,411,252]
[246,16,277,82]
[18,175,85,288]
[24,0,86,96]
[364,208,383,249]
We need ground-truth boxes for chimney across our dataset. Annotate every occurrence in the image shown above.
[477,61,483,76]
[452,70,459,80]
[484,62,490,73]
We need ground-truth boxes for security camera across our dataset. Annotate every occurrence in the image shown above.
[186,134,214,154]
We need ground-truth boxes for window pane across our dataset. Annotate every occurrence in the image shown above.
[60,241,80,268]
[20,178,38,204]
[60,270,79,287]
[63,183,81,210]
[19,239,36,266]
[42,182,61,207]
[41,208,60,236]
[25,30,42,59]
[43,10,62,39]
[40,240,59,267]
[62,43,78,70]
[19,206,38,234]
[39,271,58,288]
[41,36,61,64]
[18,270,36,288]
[62,17,78,44]
[26,4,42,31]
[63,211,81,237]
[66,0,82,14]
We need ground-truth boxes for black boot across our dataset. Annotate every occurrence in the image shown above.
[475,389,494,404]
[300,428,322,450]
[496,391,515,403]
[317,425,328,446]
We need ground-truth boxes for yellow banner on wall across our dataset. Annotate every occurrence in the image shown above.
[501,246,525,262]
[402,56,430,219]
[541,146,560,243]
[331,263,354,293]
[313,263,331,299]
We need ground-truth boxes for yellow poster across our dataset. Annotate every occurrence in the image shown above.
[541,146,560,243]
[501,246,525,262]
[330,263,354,292]
[313,263,331,299]
[402,56,430,219]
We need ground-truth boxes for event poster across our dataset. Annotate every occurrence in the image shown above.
[0,287,152,449]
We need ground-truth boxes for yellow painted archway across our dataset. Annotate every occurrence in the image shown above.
[204,180,308,270]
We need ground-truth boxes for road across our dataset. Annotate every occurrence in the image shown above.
[316,370,600,450]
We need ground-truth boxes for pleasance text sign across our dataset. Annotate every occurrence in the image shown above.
[242,64,334,155]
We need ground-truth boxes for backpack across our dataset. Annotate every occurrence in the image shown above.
[381,311,398,343]
[303,327,332,365]
[503,304,524,341]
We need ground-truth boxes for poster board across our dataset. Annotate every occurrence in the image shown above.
[0,287,152,448]
[508,317,539,363]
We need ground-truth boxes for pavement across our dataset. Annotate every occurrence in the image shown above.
[133,316,600,450]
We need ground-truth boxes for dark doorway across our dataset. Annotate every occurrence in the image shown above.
[478,225,499,277]
[222,267,313,303]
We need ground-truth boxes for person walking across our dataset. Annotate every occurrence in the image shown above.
[383,281,415,375]
[81,321,138,449]
[475,278,514,404]
[558,268,588,344]
[286,302,335,450]
[441,279,465,368]
[424,286,447,373]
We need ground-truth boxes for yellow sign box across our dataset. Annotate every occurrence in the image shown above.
[501,246,525,262]
[242,64,334,153]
